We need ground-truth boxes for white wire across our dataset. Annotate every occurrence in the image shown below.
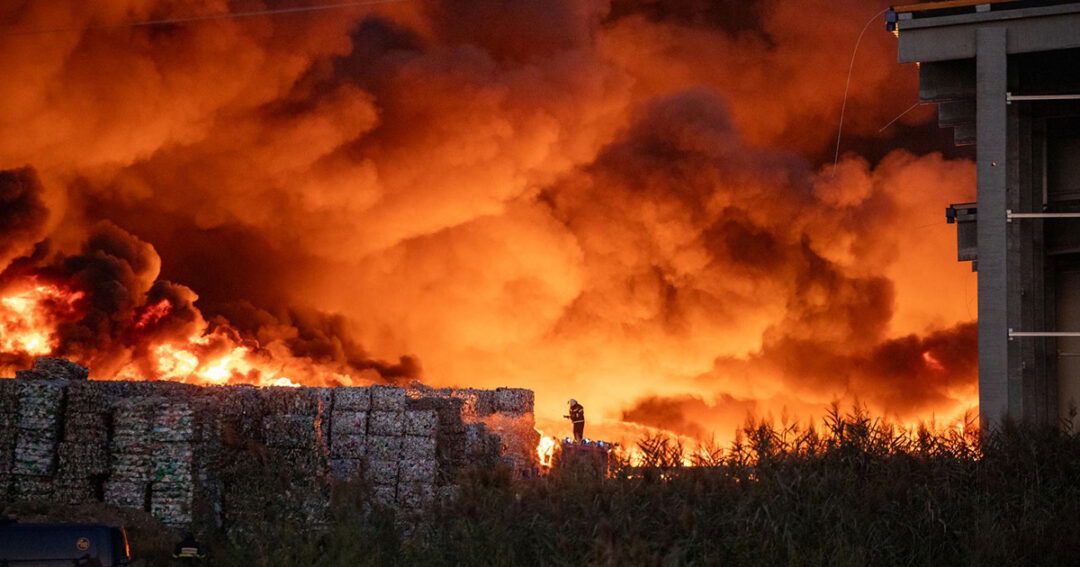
[878,101,924,133]
[2,0,413,36]
[832,7,891,174]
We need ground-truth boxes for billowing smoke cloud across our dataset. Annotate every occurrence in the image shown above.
[0,0,976,442]
[0,168,49,271]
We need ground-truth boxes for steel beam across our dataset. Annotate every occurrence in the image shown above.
[977,27,1010,427]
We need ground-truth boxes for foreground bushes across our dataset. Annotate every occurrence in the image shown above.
[407,409,1080,566]
[11,407,1080,565]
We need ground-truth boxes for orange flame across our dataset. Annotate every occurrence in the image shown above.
[536,432,557,468]
[0,281,84,356]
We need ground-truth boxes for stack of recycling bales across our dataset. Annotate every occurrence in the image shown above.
[214,386,269,532]
[2,357,540,529]
[12,380,64,499]
[488,388,540,474]
[366,385,407,506]
[104,397,154,509]
[150,400,199,526]
[55,381,110,504]
[450,388,496,462]
[261,387,332,527]
[328,386,369,481]
[399,406,439,510]
[404,393,467,491]
[102,382,222,529]
[411,385,537,478]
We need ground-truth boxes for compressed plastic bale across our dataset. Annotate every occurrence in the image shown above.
[372,485,396,507]
[330,434,366,459]
[16,381,64,431]
[367,435,402,461]
[0,380,19,413]
[152,402,196,442]
[112,398,154,430]
[396,482,434,509]
[404,410,438,437]
[370,385,406,411]
[13,475,54,499]
[328,459,363,481]
[104,480,148,508]
[368,411,404,436]
[58,442,109,476]
[211,386,264,440]
[399,459,436,483]
[334,387,371,411]
[263,387,323,415]
[111,454,152,481]
[63,413,108,442]
[12,436,56,476]
[401,436,436,460]
[263,414,316,448]
[65,381,105,414]
[330,410,367,437]
[366,459,400,486]
[451,389,495,419]
[407,396,466,434]
[464,423,491,454]
[32,357,89,381]
[0,414,16,440]
[111,434,150,455]
[151,483,194,525]
[152,444,194,483]
[494,388,534,416]
[55,476,96,504]
[483,413,540,472]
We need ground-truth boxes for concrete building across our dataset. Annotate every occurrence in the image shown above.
[890,0,1080,427]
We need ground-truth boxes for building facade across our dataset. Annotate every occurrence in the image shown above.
[891,0,1080,426]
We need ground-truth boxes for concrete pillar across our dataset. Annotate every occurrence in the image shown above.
[976,27,1010,428]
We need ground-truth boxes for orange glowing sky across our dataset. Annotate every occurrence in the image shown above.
[0,0,977,446]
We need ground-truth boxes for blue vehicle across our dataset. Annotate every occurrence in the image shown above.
[0,520,132,566]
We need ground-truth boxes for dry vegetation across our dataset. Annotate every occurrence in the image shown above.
[9,406,1080,566]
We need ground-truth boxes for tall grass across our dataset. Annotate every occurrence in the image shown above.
[15,406,1080,565]
[408,406,1080,566]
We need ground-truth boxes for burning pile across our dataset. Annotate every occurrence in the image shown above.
[0,359,537,527]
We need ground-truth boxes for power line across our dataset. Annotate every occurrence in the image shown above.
[878,101,925,133]
[2,0,413,37]
[832,7,891,175]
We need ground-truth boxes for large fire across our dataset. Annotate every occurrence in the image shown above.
[0,0,979,448]
[0,281,84,356]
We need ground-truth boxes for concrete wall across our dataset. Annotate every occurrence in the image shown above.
[0,359,537,529]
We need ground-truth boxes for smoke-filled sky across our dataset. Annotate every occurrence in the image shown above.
[0,0,977,443]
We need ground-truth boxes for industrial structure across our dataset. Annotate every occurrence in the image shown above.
[890,0,1080,426]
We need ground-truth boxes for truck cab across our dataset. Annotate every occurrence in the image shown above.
[0,520,132,567]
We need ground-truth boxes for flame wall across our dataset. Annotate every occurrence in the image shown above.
[0,0,977,445]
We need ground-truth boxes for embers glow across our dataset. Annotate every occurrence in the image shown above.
[0,282,84,356]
